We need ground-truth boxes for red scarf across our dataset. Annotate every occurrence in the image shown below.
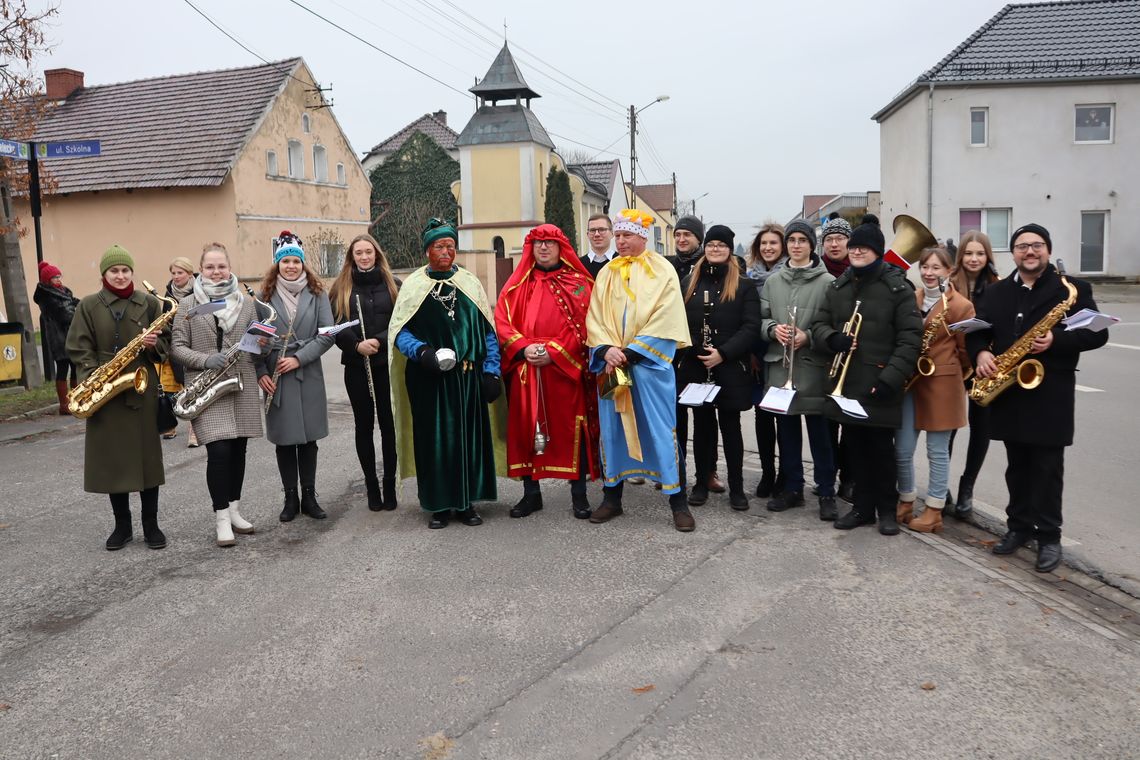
[103,279,135,300]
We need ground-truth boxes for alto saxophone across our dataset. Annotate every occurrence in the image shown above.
[67,281,178,418]
[905,279,950,391]
[968,276,1078,407]
[173,286,276,420]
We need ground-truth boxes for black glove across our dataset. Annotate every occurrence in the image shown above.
[622,348,644,365]
[869,382,895,401]
[826,333,854,354]
[481,373,502,403]
[204,353,227,370]
[417,345,441,375]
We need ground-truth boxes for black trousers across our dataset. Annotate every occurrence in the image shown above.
[54,359,76,384]
[1003,442,1065,543]
[344,362,397,483]
[205,437,248,510]
[828,420,855,486]
[277,441,319,491]
[754,407,778,477]
[949,399,992,486]
[522,437,588,497]
[694,406,744,493]
[109,487,159,519]
[844,425,897,517]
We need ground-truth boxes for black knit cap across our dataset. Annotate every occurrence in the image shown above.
[1010,223,1052,253]
[847,214,885,257]
[784,220,817,251]
[676,215,705,240]
[703,224,735,251]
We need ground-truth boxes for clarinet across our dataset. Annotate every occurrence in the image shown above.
[702,290,714,382]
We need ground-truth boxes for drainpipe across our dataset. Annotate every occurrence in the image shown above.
[927,82,934,225]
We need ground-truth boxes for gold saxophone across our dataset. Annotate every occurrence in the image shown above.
[905,280,950,391]
[67,281,178,418]
[968,276,1078,407]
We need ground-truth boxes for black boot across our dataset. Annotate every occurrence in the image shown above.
[300,488,327,519]
[953,477,974,518]
[382,478,398,511]
[279,489,300,522]
[106,501,133,551]
[818,496,838,522]
[766,490,805,512]
[834,506,875,530]
[428,510,451,529]
[877,504,900,536]
[140,498,166,550]
[510,493,543,518]
[571,491,592,520]
[754,470,776,498]
[688,481,709,506]
[365,477,383,511]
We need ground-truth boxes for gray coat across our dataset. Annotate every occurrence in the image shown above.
[256,288,335,446]
[760,258,834,414]
[171,294,266,445]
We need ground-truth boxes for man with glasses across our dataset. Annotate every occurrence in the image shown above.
[819,216,856,502]
[580,214,616,279]
[967,223,1107,572]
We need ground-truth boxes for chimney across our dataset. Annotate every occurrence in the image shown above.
[432,110,447,125]
[45,68,84,100]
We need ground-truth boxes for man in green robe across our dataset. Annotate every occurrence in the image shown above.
[389,219,508,528]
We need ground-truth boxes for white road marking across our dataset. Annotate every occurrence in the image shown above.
[1107,342,1140,351]
[1075,384,1104,393]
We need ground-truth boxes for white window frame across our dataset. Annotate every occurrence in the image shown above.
[320,242,345,276]
[336,163,346,185]
[266,150,278,176]
[287,140,304,179]
[1074,103,1114,144]
[969,107,988,147]
[959,208,1012,251]
[302,113,311,134]
[1079,210,1109,274]
[313,144,328,183]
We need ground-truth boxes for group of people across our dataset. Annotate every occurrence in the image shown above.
[62,209,1106,573]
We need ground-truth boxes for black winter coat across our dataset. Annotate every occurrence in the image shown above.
[966,265,1106,447]
[33,283,79,359]
[811,261,923,428]
[676,263,763,411]
[334,268,401,369]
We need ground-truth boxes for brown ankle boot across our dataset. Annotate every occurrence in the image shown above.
[908,506,943,533]
[896,500,914,525]
[55,380,71,415]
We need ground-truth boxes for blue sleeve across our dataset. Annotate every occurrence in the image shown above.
[483,327,501,374]
[395,327,426,360]
[589,345,609,374]
[626,336,676,368]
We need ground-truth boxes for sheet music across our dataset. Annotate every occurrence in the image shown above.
[948,318,992,334]
[830,395,868,419]
[317,320,359,337]
[1062,308,1118,332]
[678,383,720,406]
[759,386,796,414]
[183,300,227,318]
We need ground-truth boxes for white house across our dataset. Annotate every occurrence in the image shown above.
[873,0,1140,277]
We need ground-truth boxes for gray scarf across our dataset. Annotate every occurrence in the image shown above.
[193,274,241,333]
[277,272,308,323]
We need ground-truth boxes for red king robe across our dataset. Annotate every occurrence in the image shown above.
[494,224,600,481]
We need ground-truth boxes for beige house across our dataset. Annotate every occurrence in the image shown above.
[11,58,371,317]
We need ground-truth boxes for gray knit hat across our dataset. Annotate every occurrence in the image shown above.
[821,217,852,240]
[784,220,817,251]
[675,215,705,240]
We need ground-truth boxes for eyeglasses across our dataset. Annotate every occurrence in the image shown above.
[587,227,610,235]
[534,240,559,248]
[704,242,730,250]
[1013,241,1047,253]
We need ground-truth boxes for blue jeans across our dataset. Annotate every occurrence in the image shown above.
[775,414,836,497]
[895,392,952,507]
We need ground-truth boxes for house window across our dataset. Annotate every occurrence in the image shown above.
[320,243,345,276]
[313,145,328,183]
[302,113,311,134]
[266,150,278,176]
[336,163,346,185]
[970,107,988,146]
[1075,104,1113,143]
[1080,211,1107,272]
[653,225,663,254]
[287,140,304,179]
[959,208,1011,250]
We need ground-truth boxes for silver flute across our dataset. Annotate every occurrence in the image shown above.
[355,294,378,409]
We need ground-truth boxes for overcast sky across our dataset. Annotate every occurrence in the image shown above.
[34,0,1020,233]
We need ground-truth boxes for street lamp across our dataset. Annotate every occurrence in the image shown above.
[690,192,710,218]
[629,95,669,208]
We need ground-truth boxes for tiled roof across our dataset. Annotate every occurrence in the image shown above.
[29,59,301,193]
[802,194,837,218]
[874,0,1140,120]
[363,113,458,160]
[455,104,553,148]
[565,165,608,197]
[631,183,675,214]
[570,160,620,192]
[470,43,540,101]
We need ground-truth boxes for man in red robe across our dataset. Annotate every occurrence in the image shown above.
[495,223,600,520]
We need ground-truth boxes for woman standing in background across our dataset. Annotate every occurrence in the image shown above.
[745,222,787,498]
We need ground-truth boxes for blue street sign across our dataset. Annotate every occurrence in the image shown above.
[0,138,31,160]
[36,140,101,158]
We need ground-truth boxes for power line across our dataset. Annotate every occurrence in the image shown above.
[588,131,630,162]
[181,0,314,88]
[548,131,624,158]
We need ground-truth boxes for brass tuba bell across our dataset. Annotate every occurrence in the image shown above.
[888,214,939,265]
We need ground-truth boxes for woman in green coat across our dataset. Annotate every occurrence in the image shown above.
[65,245,170,551]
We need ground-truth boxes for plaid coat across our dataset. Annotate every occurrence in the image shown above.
[171,294,266,445]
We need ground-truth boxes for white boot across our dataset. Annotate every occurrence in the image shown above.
[215,509,236,547]
[228,500,255,534]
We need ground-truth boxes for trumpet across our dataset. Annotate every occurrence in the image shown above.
[829,300,863,398]
[780,304,798,391]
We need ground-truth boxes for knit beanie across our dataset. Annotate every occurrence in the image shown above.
[703,224,735,251]
[422,218,459,251]
[847,214,885,257]
[38,261,61,285]
[1010,223,1052,253]
[274,230,306,264]
[99,244,135,274]
[821,217,852,240]
[784,220,817,251]
[675,215,705,241]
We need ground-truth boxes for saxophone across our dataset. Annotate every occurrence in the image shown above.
[905,280,950,391]
[968,276,1078,407]
[173,286,276,420]
[67,282,178,419]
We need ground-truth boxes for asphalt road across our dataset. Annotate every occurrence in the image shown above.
[2,339,1140,758]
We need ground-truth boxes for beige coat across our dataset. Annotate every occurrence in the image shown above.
[909,288,974,432]
[171,294,266,445]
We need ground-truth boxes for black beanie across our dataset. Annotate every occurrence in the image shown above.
[784,220,817,251]
[1010,223,1052,253]
[676,215,705,240]
[848,215,885,257]
[703,224,735,251]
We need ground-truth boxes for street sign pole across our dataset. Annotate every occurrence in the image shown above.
[26,142,53,380]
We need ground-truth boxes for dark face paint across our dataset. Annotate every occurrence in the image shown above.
[427,240,457,271]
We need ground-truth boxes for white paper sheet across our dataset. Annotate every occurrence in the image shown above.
[237,333,262,354]
[317,320,359,337]
[948,317,992,334]
[759,386,796,414]
[829,394,868,419]
[678,383,720,406]
[1062,308,1118,332]
[183,300,227,318]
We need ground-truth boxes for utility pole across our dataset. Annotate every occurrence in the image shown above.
[671,172,677,218]
[629,105,637,209]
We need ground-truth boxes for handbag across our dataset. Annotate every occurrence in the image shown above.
[156,391,178,432]
[598,365,633,400]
